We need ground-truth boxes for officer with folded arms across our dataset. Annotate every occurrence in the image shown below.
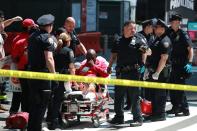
[166,14,193,116]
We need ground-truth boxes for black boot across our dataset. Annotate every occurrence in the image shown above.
[166,107,181,114]
[175,109,190,116]
[109,115,124,124]
[48,119,61,130]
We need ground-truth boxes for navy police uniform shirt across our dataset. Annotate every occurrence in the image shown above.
[139,31,154,46]
[54,47,75,73]
[168,27,193,64]
[69,30,80,55]
[111,34,147,66]
[148,34,172,69]
[28,30,56,71]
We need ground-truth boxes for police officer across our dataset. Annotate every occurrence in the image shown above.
[166,14,193,116]
[124,19,153,110]
[139,19,155,46]
[107,20,149,127]
[64,17,87,56]
[48,32,75,129]
[27,14,57,131]
[145,19,172,121]
[139,19,154,101]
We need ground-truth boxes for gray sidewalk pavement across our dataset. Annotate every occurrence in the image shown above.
[0,91,197,131]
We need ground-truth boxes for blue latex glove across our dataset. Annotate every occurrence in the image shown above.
[184,63,192,73]
[138,65,145,74]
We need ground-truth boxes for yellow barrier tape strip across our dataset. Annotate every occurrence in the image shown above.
[0,69,197,91]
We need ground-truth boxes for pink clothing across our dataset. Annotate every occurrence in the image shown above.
[77,56,109,77]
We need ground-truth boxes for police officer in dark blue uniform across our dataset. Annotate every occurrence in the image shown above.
[107,20,149,127]
[64,17,87,56]
[124,19,154,110]
[48,33,75,129]
[139,19,154,101]
[166,14,193,116]
[139,19,155,46]
[145,19,172,121]
[27,14,57,131]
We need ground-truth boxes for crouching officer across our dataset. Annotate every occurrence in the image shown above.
[145,19,172,122]
[167,14,193,116]
[27,14,57,131]
[108,20,149,127]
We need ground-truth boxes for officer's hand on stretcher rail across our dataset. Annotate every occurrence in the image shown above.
[152,72,160,80]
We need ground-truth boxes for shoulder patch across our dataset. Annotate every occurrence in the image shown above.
[69,50,74,58]
[48,37,54,45]
[163,42,169,48]
[47,37,57,48]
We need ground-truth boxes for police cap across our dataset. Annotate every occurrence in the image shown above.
[142,19,153,28]
[169,14,182,22]
[155,19,168,29]
[37,14,55,26]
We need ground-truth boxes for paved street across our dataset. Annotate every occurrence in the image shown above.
[0,91,197,131]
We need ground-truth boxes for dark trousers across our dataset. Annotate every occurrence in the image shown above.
[27,79,51,131]
[10,78,29,113]
[125,89,131,107]
[150,88,167,116]
[10,92,21,113]
[148,68,169,116]
[114,70,142,121]
[169,68,189,110]
[50,81,65,122]
[141,88,152,101]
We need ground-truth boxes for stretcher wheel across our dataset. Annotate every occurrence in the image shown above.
[92,116,100,128]
[61,119,69,128]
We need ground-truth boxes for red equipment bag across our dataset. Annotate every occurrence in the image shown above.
[140,99,152,115]
[6,112,29,129]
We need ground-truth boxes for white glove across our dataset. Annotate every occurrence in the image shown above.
[152,72,160,80]
[64,81,72,93]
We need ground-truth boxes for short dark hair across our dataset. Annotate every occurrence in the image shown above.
[123,20,136,27]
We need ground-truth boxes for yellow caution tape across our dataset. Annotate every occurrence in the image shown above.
[0,95,7,100]
[0,69,197,91]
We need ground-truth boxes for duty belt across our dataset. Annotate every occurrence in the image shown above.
[116,64,140,73]
[172,58,187,65]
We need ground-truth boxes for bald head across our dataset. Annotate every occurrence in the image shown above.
[86,49,97,61]
[64,17,76,33]
[66,17,75,24]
